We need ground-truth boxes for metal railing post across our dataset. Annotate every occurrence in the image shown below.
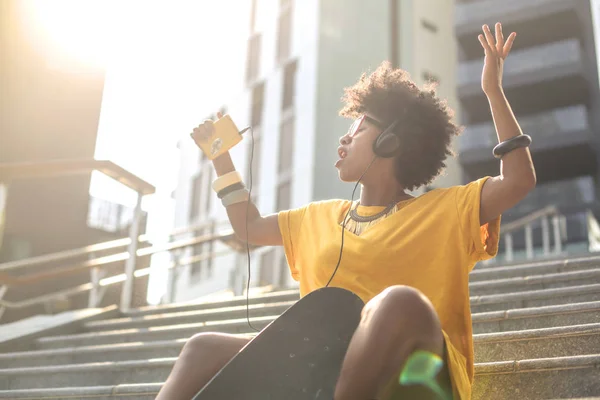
[552,215,562,254]
[165,252,182,304]
[541,216,550,256]
[525,223,534,259]
[505,233,514,262]
[88,258,107,308]
[88,252,100,308]
[120,192,143,311]
[0,285,7,321]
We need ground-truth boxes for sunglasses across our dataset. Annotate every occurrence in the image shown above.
[347,115,385,138]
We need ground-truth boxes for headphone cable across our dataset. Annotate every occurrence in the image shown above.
[325,155,377,287]
[244,126,261,333]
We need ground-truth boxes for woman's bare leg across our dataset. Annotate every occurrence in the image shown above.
[334,285,451,400]
[156,332,252,400]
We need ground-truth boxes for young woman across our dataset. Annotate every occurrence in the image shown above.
[157,23,535,400]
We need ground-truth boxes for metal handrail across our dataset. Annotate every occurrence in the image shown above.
[487,205,565,265]
[0,248,233,310]
[0,219,233,274]
[0,230,236,286]
[0,236,146,273]
[0,158,158,315]
[500,205,559,234]
[0,159,155,195]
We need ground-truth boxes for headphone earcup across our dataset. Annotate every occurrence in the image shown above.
[373,133,400,158]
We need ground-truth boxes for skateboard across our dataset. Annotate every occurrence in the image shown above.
[192,287,365,400]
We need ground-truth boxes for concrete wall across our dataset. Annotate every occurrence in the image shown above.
[0,0,107,261]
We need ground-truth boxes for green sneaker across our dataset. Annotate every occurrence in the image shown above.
[399,350,452,400]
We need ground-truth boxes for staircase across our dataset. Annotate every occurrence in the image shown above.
[1,256,600,399]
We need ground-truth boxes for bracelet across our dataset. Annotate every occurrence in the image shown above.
[222,188,250,207]
[493,134,532,159]
[212,171,242,193]
[217,182,246,199]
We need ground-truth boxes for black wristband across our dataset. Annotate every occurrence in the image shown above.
[493,134,532,159]
[217,182,246,199]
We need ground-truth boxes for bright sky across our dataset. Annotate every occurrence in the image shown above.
[23,0,248,303]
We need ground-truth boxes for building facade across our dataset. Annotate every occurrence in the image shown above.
[171,0,462,302]
[455,0,600,258]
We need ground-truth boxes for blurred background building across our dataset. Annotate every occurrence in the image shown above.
[457,0,600,259]
[0,0,148,320]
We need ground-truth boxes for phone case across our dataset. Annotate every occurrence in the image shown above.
[197,115,243,160]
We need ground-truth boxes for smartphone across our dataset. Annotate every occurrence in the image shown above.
[197,115,244,160]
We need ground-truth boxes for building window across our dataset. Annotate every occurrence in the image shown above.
[276,180,291,211]
[251,82,265,128]
[423,70,440,84]
[421,19,438,33]
[246,33,262,84]
[190,174,202,220]
[259,249,276,286]
[278,117,294,173]
[282,60,297,111]
[276,4,292,62]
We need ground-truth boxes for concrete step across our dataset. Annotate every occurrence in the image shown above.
[0,358,177,390]
[473,300,600,334]
[470,255,600,282]
[470,283,600,313]
[85,296,600,338]
[84,272,600,334]
[8,319,599,370]
[36,316,271,349]
[0,384,161,399]
[473,354,600,399]
[0,302,594,368]
[469,268,600,295]
[0,339,188,368]
[0,386,598,400]
[84,300,295,332]
[35,286,600,350]
[1,353,598,396]
[125,289,300,317]
[115,257,600,318]
[473,322,600,363]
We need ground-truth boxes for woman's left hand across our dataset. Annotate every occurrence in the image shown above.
[478,23,516,97]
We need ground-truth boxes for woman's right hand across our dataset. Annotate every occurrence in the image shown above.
[190,111,224,149]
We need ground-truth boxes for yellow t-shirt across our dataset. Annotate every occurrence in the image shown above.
[277,177,501,400]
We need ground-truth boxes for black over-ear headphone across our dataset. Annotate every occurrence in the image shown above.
[372,119,401,158]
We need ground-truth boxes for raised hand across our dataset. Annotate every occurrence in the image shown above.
[478,23,516,96]
[190,112,224,146]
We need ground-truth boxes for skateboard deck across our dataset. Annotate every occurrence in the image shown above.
[192,287,365,400]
